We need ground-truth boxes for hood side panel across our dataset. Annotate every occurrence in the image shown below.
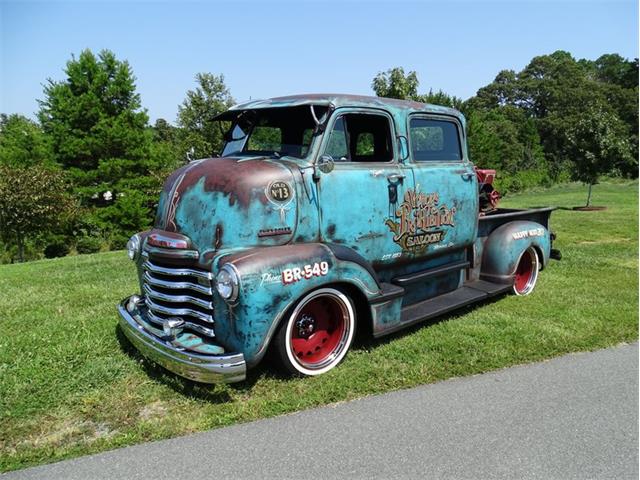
[156,157,297,253]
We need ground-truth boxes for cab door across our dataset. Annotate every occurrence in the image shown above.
[404,114,478,260]
[316,109,412,269]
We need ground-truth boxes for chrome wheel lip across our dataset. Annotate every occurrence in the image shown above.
[284,288,355,376]
[513,247,539,296]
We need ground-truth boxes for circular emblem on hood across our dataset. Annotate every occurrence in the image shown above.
[267,181,293,203]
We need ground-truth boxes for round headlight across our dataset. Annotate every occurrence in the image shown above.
[126,234,141,261]
[216,264,239,302]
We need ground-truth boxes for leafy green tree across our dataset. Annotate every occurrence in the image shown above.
[589,54,639,89]
[0,114,52,167]
[418,89,464,110]
[153,118,179,144]
[468,50,638,184]
[177,73,234,160]
[565,104,634,206]
[467,108,548,193]
[372,67,419,100]
[372,68,463,108]
[38,49,150,182]
[37,49,155,240]
[0,164,75,262]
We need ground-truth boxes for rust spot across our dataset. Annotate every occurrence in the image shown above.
[175,157,293,209]
[215,223,223,250]
[221,244,330,273]
[327,224,336,236]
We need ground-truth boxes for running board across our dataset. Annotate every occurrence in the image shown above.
[391,261,469,286]
[371,283,405,304]
[381,280,512,335]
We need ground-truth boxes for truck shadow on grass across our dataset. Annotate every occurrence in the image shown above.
[114,325,287,402]
[116,293,509,402]
[352,293,509,351]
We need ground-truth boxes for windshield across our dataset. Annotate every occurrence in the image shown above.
[221,105,327,159]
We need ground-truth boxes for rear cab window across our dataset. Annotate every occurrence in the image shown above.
[409,118,463,162]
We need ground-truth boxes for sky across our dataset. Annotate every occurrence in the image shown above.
[1,0,638,124]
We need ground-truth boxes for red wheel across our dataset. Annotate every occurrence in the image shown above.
[513,247,539,296]
[275,288,355,376]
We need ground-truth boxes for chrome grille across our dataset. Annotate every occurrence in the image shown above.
[142,258,215,337]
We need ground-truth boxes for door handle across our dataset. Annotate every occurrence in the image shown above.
[460,172,474,181]
[387,173,406,184]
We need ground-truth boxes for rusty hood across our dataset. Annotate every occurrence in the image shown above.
[154,156,298,253]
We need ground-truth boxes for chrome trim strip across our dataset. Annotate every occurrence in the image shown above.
[143,271,212,295]
[143,260,213,280]
[118,299,245,383]
[143,284,213,310]
[147,310,216,338]
[145,297,214,323]
[144,246,199,260]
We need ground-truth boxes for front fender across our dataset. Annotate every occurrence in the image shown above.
[481,220,550,285]
[213,243,380,366]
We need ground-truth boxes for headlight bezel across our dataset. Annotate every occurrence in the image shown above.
[126,234,141,261]
[215,263,240,303]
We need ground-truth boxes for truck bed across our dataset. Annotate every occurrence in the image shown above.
[478,207,555,236]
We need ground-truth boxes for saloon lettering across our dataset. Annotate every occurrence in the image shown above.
[385,189,456,251]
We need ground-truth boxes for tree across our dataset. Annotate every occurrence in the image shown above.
[468,50,638,183]
[0,114,52,167]
[589,54,638,89]
[177,73,234,160]
[565,104,634,206]
[37,49,155,241]
[467,108,548,193]
[418,89,464,110]
[372,67,419,100]
[0,164,75,262]
[38,49,151,195]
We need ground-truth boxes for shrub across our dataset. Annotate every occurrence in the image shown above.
[495,168,552,195]
[76,236,103,254]
[44,238,70,258]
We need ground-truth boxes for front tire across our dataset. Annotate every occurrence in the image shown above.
[274,288,356,376]
[512,247,539,296]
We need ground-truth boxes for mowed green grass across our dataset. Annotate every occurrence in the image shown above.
[1,181,637,472]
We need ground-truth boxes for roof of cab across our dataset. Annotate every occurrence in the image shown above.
[228,93,462,119]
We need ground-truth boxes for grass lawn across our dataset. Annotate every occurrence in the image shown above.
[1,181,638,472]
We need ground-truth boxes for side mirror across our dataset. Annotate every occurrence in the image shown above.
[312,154,335,182]
[317,154,335,174]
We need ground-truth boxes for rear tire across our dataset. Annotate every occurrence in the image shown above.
[512,247,539,296]
[274,288,356,376]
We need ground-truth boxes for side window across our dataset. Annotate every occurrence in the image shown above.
[410,118,462,161]
[324,113,393,162]
[325,116,349,160]
[355,132,374,156]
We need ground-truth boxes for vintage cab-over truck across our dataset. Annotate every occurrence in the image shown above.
[118,94,560,383]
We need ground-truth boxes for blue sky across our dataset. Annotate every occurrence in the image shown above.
[1,0,638,123]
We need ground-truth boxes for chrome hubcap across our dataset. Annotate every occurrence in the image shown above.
[296,314,316,338]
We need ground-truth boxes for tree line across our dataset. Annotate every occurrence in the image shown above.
[0,49,637,262]
[372,52,637,198]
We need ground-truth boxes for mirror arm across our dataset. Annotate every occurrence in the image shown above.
[312,166,321,182]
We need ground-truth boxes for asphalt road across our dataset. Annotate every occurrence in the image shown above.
[4,343,638,480]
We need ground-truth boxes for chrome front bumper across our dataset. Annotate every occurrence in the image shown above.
[118,297,246,383]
